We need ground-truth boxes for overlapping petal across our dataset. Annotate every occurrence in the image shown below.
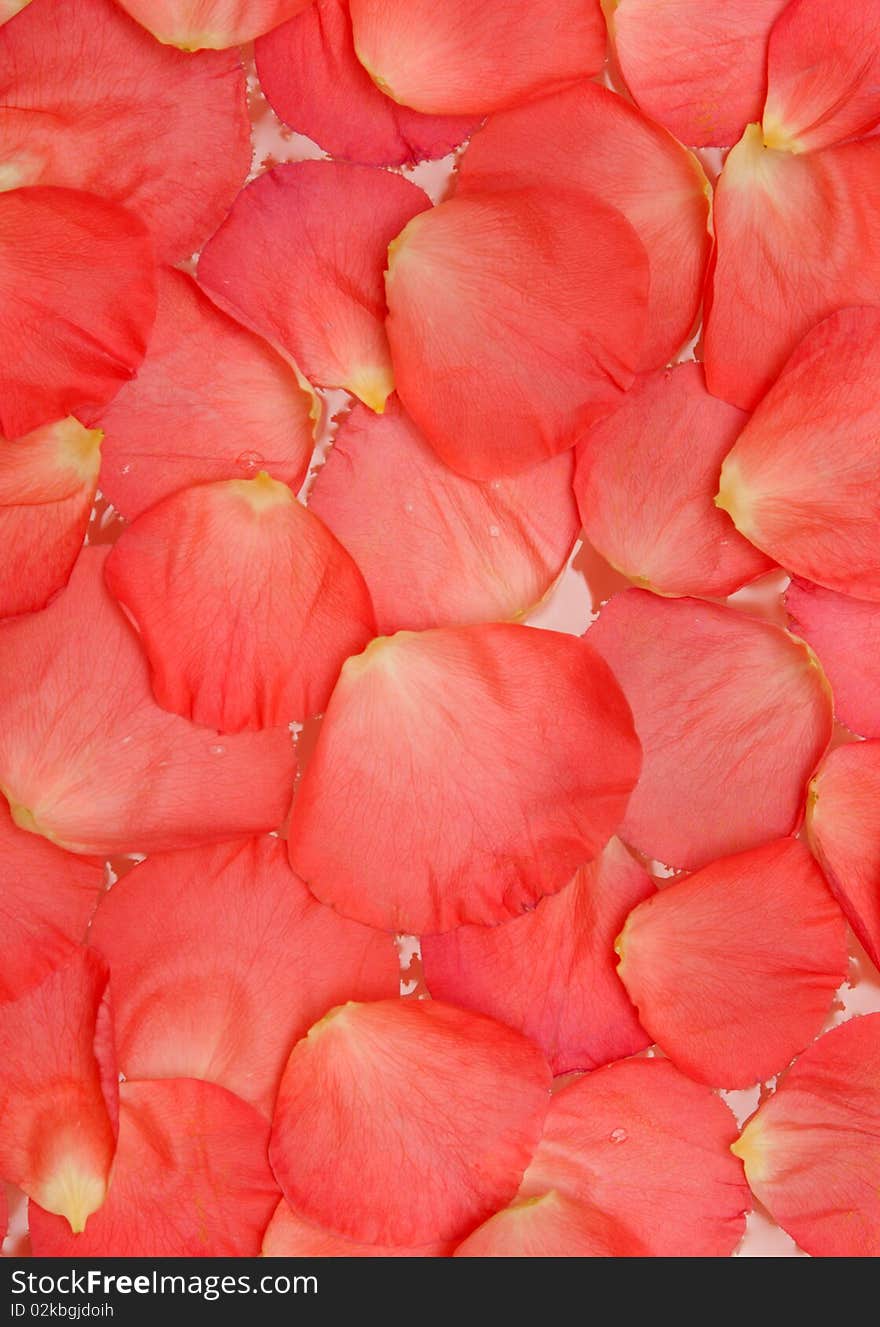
[288,624,641,933]
[786,580,880,738]
[454,1192,646,1258]
[263,1199,451,1258]
[114,0,313,50]
[0,548,296,855]
[586,590,833,869]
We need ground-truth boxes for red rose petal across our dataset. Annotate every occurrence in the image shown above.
[0,801,102,1001]
[347,0,607,116]
[0,949,116,1233]
[0,547,295,855]
[105,474,375,732]
[786,580,880,739]
[0,0,250,262]
[422,838,653,1075]
[89,837,398,1116]
[807,741,880,973]
[586,590,833,869]
[288,624,641,933]
[609,0,788,147]
[263,1199,451,1258]
[520,1058,749,1257]
[732,1014,880,1257]
[385,188,650,479]
[574,363,773,598]
[763,0,880,152]
[113,0,312,49]
[94,269,314,521]
[454,1192,646,1258]
[308,397,579,633]
[198,162,429,412]
[455,83,711,370]
[704,129,880,410]
[29,1078,280,1256]
[255,0,478,169]
[269,999,551,1246]
[0,417,102,619]
[717,306,880,599]
[617,838,848,1088]
[0,187,156,440]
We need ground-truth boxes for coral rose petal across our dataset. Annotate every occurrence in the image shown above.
[717,307,880,599]
[94,269,314,521]
[617,838,848,1088]
[0,801,103,1001]
[0,187,156,439]
[0,0,250,262]
[89,837,398,1116]
[386,188,650,479]
[732,1014,880,1257]
[308,397,578,633]
[263,1199,451,1258]
[454,1192,646,1258]
[0,418,102,618]
[0,547,296,854]
[763,0,880,152]
[807,741,880,973]
[198,162,428,411]
[422,837,653,1074]
[347,0,607,116]
[520,1058,749,1257]
[29,1078,280,1256]
[785,580,880,739]
[269,999,551,1246]
[587,590,833,869]
[289,624,641,933]
[255,0,478,168]
[0,950,115,1233]
[114,0,313,49]
[455,83,711,369]
[1,2,31,25]
[609,0,788,147]
[574,363,773,597]
[105,474,375,731]
[704,130,880,410]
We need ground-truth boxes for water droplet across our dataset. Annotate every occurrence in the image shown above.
[209,744,226,756]
[609,1128,627,1144]
[120,464,132,475]
[120,735,133,746]
[490,479,502,490]
[235,450,264,473]
[404,501,414,514]
[488,524,501,538]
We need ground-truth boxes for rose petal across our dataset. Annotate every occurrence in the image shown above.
[609,0,788,147]
[0,547,296,854]
[717,306,880,599]
[807,741,880,973]
[198,161,429,412]
[269,999,551,1246]
[586,589,833,869]
[0,417,102,618]
[255,0,478,168]
[289,624,641,933]
[89,837,398,1116]
[617,838,848,1088]
[0,949,116,1233]
[454,1191,646,1258]
[520,1057,749,1256]
[786,580,880,739]
[0,187,156,439]
[0,800,103,1001]
[0,0,250,262]
[455,82,711,370]
[704,128,880,410]
[29,1078,280,1256]
[385,188,650,479]
[113,0,313,49]
[263,1199,451,1258]
[423,838,653,1075]
[732,1014,880,1256]
[308,397,578,633]
[105,474,375,732]
[94,269,314,521]
[347,0,607,116]
[1,2,31,26]
[574,363,773,597]
[763,0,880,152]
